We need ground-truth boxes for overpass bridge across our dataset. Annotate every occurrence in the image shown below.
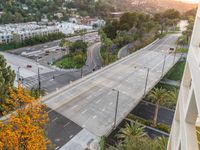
[43,34,181,149]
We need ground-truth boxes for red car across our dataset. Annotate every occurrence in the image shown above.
[26,65,32,68]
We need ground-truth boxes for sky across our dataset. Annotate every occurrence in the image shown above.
[178,0,199,3]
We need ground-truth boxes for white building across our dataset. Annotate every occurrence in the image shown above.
[0,22,59,44]
[57,22,92,35]
[168,1,200,150]
[90,19,105,27]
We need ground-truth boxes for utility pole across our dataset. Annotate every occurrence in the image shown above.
[144,67,150,96]
[161,54,167,78]
[81,50,84,78]
[17,67,21,82]
[38,67,41,90]
[112,89,120,130]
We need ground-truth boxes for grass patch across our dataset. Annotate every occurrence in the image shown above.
[155,83,179,91]
[165,61,186,81]
[54,53,86,69]
[176,48,188,53]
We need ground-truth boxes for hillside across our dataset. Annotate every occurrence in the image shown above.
[129,0,197,13]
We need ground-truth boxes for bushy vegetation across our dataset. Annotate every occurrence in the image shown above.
[146,86,179,110]
[0,56,50,149]
[0,55,15,113]
[99,9,181,66]
[128,114,171,133]
[0,32,66,51]
[54,40,87,69]
[165,61,186,81]
[0,0,114,24]
[103,121,168,150]
[54,52,86,69]
[178,9,196,47]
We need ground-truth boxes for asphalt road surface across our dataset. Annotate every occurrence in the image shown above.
[44,34,181,137]
[21,42,103,93]
[0,52,53,79]
[131,100,175,126]
[47,108,82,149]
[86,42,102,70]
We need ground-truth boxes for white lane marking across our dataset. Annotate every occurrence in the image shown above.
[81,110,88,114]
[93,115,97,119]
[71,105,78,110]
[82,124,86,128]
[64,122,71,128]
[55,146,60,150]
[102,108,105,112]
[69,135,74,139]
[52,117,58,122]
[96,99,102,104]
[109,102,113,105]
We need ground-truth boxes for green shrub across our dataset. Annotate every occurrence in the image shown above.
[127,114,171,133]
[156,123,170,133]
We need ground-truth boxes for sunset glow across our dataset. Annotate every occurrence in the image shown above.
[178,0,199,3]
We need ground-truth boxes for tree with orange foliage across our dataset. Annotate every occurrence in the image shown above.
[0,85,50,150]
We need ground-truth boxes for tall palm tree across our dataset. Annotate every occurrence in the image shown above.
[149,88,167,126]
[117,121,146,140]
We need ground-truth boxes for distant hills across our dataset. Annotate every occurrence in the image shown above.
[116,0,197,13]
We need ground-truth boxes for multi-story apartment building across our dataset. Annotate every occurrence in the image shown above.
[0,22,59,44]
[0,21,93,44]
[168,1,200,150]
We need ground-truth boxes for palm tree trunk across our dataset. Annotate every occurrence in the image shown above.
[153,104,159,127]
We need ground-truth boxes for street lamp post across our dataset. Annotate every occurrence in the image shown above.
[112,89,120,130]
[143,67,150,96]
[81,67,83,78]
[38,67,41,90]
[161,54,167,78]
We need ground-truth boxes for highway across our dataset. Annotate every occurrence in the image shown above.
[9,32,98,55]
[86,42,102,70]
[43,34,181,138]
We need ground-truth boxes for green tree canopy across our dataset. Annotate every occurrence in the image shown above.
[69,40,88,54]
[0,55,15,113]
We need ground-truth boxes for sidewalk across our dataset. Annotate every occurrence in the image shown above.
[60,129,100,150]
